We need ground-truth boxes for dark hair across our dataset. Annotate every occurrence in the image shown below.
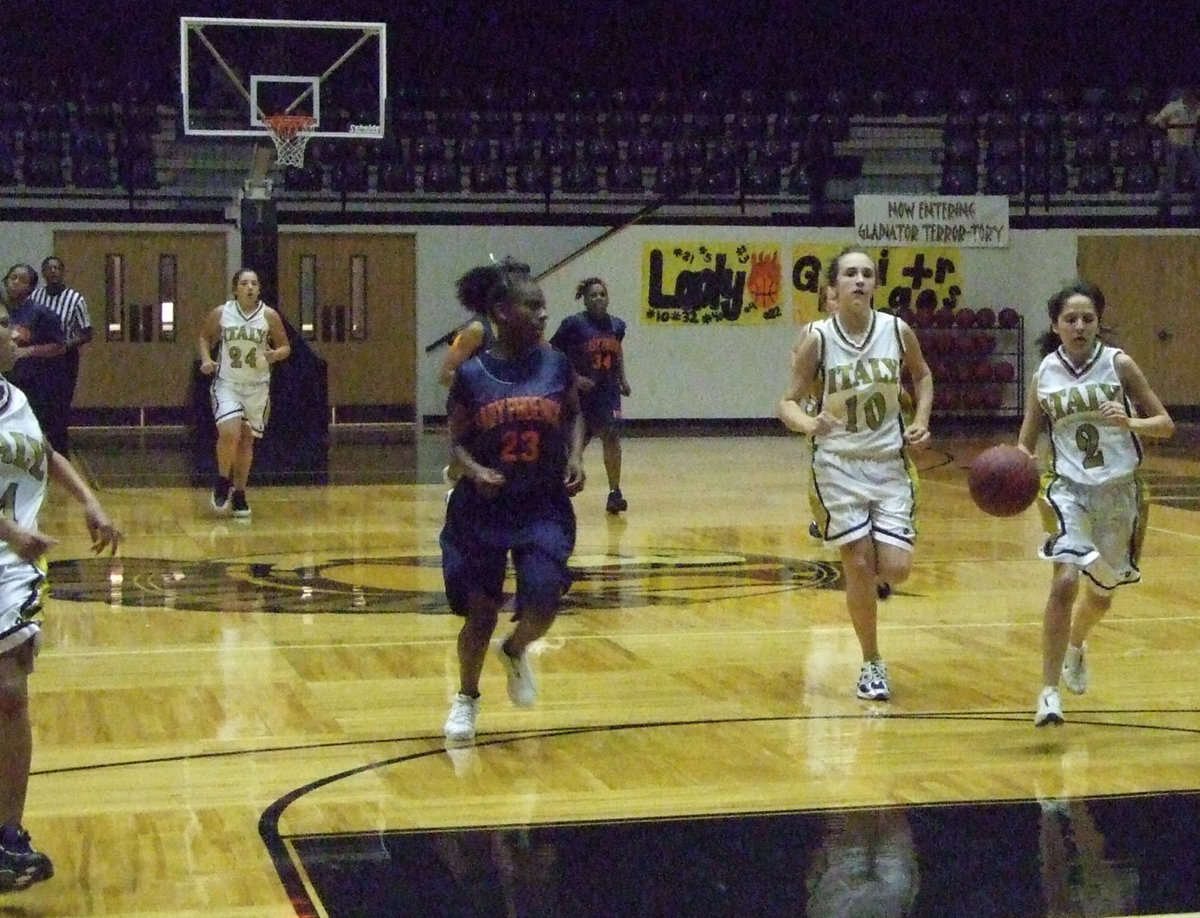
[824,245,873,287]
[1038,280,1107,356]
[5,264,38,289]
[231,268,259,291]
[455,257,531,315]
[818,284,835,313]
[41,255,63,271]
[575,277,606,300]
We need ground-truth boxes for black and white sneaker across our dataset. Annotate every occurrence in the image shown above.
[1034,686,1065,726]
[856,660,891,701]
[210,476,232,513]
[605,490,628,514]
[230,490,251,519]
[0,823,53,891]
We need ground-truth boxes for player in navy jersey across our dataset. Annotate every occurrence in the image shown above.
[442,259,585,743]
[1017,281,1173,726]
[550,277,631,514]
[0,302,120,891]
[438,266,500,487]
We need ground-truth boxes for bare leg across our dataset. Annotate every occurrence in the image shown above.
[0,650,32,826]
[230,425,256,490]
[456,596,501,696]
[875,541,914,593]
[1042,563,1079,686]
[214,419,242,480]
[502,602,557,658]
[841,537,881,660]
[599,427,622,493]
[1069,588,1112,648]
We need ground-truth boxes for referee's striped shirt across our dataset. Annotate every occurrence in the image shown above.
[30,285,92,349]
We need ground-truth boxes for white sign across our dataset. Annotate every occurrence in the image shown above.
[854,194,1010,248]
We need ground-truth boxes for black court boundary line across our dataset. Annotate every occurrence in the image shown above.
[32,705,1200,778]
[252,710,1200,917]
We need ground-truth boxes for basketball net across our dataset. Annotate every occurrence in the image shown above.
[264,114,317,168]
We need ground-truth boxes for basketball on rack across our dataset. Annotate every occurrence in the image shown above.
[968,445,1039,517]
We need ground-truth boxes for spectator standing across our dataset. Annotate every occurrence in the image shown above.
[1149,85,1200,216]
[2,265,67,455]
[30,256,92,457]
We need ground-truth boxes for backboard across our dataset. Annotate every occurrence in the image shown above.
[179,17,386,140]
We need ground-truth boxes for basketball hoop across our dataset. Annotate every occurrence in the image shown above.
[264,114,317,167]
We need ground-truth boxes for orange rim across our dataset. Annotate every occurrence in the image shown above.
[264,114,317,139]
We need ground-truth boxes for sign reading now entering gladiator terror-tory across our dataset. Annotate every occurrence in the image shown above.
[854,195,1009,248]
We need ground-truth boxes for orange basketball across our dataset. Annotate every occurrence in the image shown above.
[968,445,1039,517]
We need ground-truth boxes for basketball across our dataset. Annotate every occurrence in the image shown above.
[968,445,1039,517]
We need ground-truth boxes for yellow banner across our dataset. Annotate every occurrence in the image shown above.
[643,242,785,325]
[791,244,965,323]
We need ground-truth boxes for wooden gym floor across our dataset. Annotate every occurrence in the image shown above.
[13,423,1200,917]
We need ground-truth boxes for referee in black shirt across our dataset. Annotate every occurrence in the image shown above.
[31,256,92,456]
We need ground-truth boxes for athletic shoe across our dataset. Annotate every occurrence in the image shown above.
[1035,686,1065,726]
[1061,642,1088,695]
[230,490,251,519]
[0,824,54,892]
[856,660,891,701]
[808,520,821,539]
[876,582,892,601]
[605,489,627,515]
[444,693,480,742]
[495,641,537,706]
[210,476,231,513]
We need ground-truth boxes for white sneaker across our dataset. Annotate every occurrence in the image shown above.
[1034,686,1064,726]
[1061,642,1088,695]
[856,660,891,701]
[495,641,537,706]
[444,693,479,742]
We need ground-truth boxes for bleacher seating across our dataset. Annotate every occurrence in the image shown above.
[0,69,1188,220]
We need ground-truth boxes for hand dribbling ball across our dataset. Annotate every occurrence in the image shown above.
[968,445,1039,517]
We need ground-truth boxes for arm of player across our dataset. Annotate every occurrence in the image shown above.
[562,382,586,496]
[779,331,836,435]
[447,399,505,497]
[0,516,56,563]
[438,321,484,388]
[263,308,292,365]
[1016,372,1044,457]
[47,450,121,555]
[197,306,222,375]
[899,320,933,448]
[1110,353,1175,438]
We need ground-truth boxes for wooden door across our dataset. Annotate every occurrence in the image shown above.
[53,230,227,412]
[277,232,416,418]
[1077,235,1200,406]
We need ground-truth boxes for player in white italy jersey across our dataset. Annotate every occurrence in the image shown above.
[1017,281,1173,726]
[0,303,120,891]
[197,268,291,520]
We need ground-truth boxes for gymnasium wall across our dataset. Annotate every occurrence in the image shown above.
[1,221,1195,421]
